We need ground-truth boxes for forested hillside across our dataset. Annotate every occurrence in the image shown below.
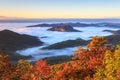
[0,36,120,80]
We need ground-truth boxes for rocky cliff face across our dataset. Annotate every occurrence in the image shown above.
[47,25,81,32]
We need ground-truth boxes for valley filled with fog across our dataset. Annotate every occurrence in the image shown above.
[0,22,119,61]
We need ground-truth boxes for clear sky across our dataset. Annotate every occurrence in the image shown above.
[0,0,120,18]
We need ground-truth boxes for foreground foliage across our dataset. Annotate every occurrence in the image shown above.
[0,36,120,80]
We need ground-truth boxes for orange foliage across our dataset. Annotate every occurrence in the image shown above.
[52,36,109,79]
[0,36,120,80]
[33,60,51,80]
[0,54,15,80]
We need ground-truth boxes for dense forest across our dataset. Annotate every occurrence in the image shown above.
[0,36,120,80]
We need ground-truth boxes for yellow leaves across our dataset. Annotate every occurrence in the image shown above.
[87,36,108,49]
[12,59,33,79]
[0,36,120,80]
[16,60,33,75]
[94,46,120,80]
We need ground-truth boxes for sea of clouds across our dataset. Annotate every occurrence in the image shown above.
[0,22,119,61]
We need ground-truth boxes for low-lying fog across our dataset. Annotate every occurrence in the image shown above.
[0,23,119,61]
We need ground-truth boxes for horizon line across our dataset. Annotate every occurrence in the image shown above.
[1,17,120,20]
[1,16,120,19]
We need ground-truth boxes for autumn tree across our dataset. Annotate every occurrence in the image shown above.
[72,36,108,68]
[94,45,120,80]
[0,54,15,80]
[33,60,51,80]
[50,36,109,80]
[0,36,119,80]
[11,59,33,80]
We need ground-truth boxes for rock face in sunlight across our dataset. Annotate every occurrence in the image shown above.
[47,25,81,32]
[0,29,43,53]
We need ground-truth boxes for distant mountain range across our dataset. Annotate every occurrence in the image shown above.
[27,22,120,28]
[0,16,120,23]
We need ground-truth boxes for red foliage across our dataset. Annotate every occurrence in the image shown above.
[33,60,51,79]
[0,36,118,80]
[53,36,109,79]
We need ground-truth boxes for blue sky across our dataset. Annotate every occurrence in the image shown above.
[0,0,120,18]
